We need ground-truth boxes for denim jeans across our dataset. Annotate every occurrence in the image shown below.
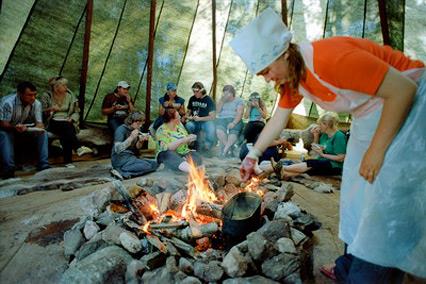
[108,117,126,136]
[157,150,202,171]
[185,120,216,150]
[0,129,49,172]
[48,120,80,163]
[111,152,157,179]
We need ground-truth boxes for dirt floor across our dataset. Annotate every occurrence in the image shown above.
[0,157,342,283]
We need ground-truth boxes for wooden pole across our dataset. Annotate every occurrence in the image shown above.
[79,0,93,126]
[145,0,156,128]
[378,0,391,46]
[212,0,217,101]
[281,0,288,26]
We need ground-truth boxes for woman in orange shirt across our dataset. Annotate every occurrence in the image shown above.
[231,8,425,283]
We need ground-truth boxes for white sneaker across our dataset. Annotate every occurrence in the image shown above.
[76,146,93,157]
[65,163,76,169]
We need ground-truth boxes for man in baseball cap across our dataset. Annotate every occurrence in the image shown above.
[102,80,134,135]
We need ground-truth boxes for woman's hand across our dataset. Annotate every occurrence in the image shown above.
[359,147,385,184]
[240,156,258,182]
[310,126,320,135]
[227,122,235,129]
[186,134,197,143]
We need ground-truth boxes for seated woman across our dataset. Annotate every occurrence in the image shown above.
[277,112,347,179]
[216,85,244,156]
[40,76,92,167]
[111,111,158,179]
[152,82,186,133]
[156,108,202,172]
[243,92,268,141]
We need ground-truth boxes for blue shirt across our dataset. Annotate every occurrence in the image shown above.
[0,93,43,125]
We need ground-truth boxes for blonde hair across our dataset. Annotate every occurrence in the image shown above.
[48,76,68,91]
[317,112,339,130]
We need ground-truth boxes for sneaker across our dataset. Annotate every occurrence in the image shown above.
[110,169,124,180]
[64,163,76,169]
[77,146,93,157]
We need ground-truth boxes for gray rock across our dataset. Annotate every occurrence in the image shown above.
[223,275,279,284]
[79,187,113,217]
[276,183,294,202]
[258,219,291,242]
[75,237,109,261]
[60,246,132,284]
[119,231,142,253]
[290,228,307,246]
[83,220,100,240]
[174,271,188,282]
[96,210,121,226]
[283,271,302,284]
[142,267,173,284]
[277,237,296,254]
[222,246,250,278]
[101,222,127,245]
[179,257,194,274]
[246,231,267,261]
[166,256,179,273]
[274,202,301,220]
[126,259,145,284]
[194,260,223,282]
[180,276,202,284]
[63,228,85,260]
[261,253,299,280]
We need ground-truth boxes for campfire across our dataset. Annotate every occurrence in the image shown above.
[62,159,321,283]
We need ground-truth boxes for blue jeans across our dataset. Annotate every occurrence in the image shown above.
[186,120,216,150]
[108,117,125,136]
[111,152,157,179]
[0,129,49,172]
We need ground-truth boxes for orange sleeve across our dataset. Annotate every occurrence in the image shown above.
[278,84,303,109]
[332,49,389,95]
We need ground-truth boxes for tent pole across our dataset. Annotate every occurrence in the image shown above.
[79,0,93,127]
[145,0,156,128]
[281,0,288,26]
[212,0,217,101]
[378,0,391,46]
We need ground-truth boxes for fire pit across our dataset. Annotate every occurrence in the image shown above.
[62,160,320,283]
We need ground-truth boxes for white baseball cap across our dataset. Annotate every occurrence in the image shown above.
[230,7,293,74]
[117,81,130,88]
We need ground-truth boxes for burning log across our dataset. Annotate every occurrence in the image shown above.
[196,201,222,219]
[112,181,147,224]
[177,222,219,241]
[149,221,188,230]
[155,192,172,214]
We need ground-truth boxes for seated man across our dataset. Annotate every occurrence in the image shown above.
[0,81,50,179]
[101,81,134,135]
[185,82,216,152]
[216,85,244,157]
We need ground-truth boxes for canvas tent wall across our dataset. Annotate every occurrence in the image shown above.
[1,0,425,124]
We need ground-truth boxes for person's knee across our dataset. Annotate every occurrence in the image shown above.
[186,121,196,133]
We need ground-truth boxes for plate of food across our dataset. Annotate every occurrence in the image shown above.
[52,116,69,122]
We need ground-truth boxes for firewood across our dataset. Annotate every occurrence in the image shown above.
[196,201,222,219]
[177,222,219,241]
[161,236,195,258]
[112,180,147,224]
[146,234,168,253]
[149,221,188,230]
[155,192,172,214]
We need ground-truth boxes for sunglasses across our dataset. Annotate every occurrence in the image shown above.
[192,88,200,92]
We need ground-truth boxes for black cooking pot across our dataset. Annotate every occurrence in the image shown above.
[222,192,262,247]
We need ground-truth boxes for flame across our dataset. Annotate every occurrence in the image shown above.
[244,176,264,197]
[182,157,217,221]
[142,221,151,234]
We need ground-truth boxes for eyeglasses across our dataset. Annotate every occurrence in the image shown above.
[133,119,144,123]
[192,88,200,93]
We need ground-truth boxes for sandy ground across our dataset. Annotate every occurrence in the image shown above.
[0,158,342,283]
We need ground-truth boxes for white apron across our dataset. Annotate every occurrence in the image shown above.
[298,42,426,278]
